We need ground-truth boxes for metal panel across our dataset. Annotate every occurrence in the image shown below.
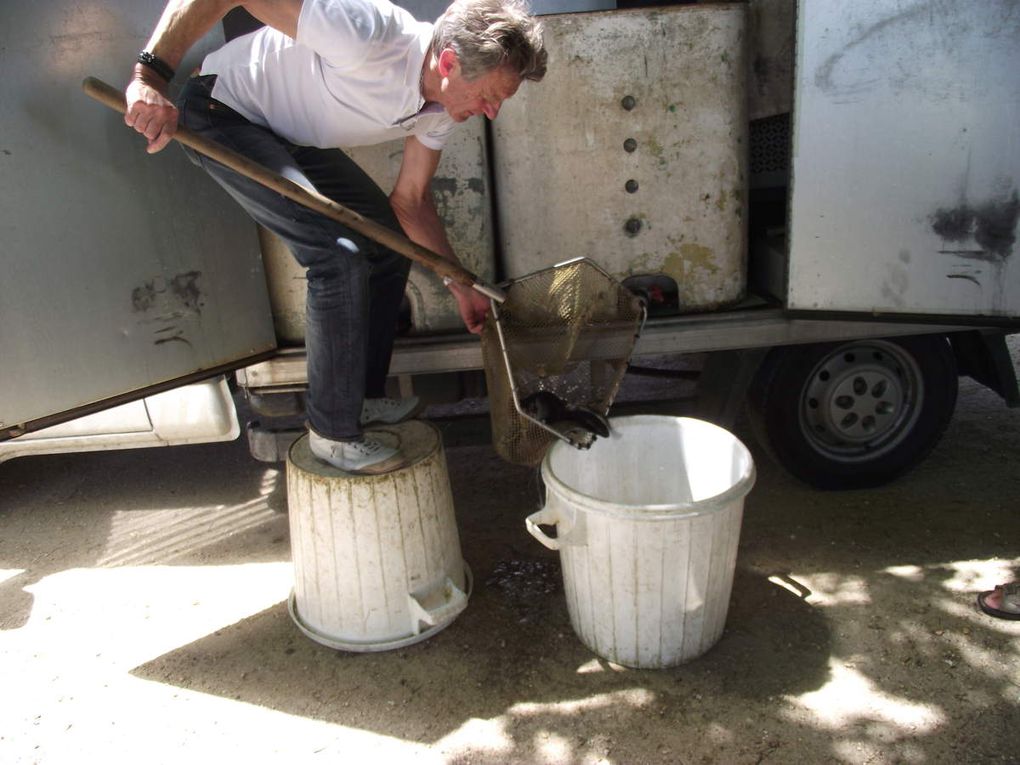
[0,1,276,432]
[788,1,1020,318]
[491,6,749,313]
[0,378,239,463]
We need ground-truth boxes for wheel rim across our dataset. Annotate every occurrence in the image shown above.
[799,340,924,462]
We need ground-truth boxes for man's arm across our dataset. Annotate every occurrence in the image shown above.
[125,0,302,153]
[390,136,492,335]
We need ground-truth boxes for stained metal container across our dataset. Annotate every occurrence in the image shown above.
[490,5,749,314]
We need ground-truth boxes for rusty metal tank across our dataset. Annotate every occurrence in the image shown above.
[490,5,749,315]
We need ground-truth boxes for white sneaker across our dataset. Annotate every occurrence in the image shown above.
[308,430,404,475]
[360,396,423,426]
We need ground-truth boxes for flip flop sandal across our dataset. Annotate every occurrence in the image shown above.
[977,582,1020,620]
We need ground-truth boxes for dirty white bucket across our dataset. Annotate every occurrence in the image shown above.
[286,420,470,651]
[527,415,755,668]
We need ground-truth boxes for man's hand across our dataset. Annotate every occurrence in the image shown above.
[449,281,492,335]
[124,73,179,154]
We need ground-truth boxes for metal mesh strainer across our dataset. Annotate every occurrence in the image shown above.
[481,258,646,467]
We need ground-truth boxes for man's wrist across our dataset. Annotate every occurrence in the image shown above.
[137,50,176,82]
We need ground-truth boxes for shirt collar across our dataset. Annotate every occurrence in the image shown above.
[395,21,441,128]
[404,21,433,113]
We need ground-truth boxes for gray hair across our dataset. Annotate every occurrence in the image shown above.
[431,0,547,82]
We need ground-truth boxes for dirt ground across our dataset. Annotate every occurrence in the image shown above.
[1,345,1018,764]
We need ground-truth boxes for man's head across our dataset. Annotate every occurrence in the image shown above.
[428,0,546,121]
[432,0,547,83]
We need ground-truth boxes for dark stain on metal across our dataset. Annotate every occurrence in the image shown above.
[132,271,204,314]
[170,271,203,314]
[154,334,194,349]
[932,207,972,243]
[946,273,982,287]
[938,249,990,258]
[814,5,928,95]
[132,278,162,312]
[466,178,484,195]
[931,189,1019,260]
[753,54,770,96]
[974,191,1020,257]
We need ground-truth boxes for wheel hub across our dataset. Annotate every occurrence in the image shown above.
[801,342,922,457]
[821,365,905,443]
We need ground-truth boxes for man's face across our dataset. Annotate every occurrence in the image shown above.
[437,52,521,122]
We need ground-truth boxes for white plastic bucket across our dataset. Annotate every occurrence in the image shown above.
[286,421,470,652]
[527,415,755,668]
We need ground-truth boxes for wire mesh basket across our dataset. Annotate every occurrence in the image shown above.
[481,258,646,467]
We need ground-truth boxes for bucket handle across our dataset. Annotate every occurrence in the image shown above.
[525,505,576,551]
[407,575,469,635]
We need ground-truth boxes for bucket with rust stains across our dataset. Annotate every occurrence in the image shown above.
[286,420,469,651]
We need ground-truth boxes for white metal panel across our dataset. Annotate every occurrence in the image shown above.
[0,1,276,435]
[0,378,239,463]
[788,1,1020,317]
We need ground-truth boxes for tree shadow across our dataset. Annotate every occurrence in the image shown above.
[129,564,832,750]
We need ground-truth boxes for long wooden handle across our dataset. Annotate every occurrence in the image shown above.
[82,76,506,303]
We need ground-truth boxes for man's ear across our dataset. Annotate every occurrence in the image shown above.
[437,47,459,78]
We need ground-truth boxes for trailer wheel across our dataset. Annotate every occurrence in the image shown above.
[748,335,958,489]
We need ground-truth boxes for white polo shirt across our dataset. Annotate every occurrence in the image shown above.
[200,0,456,150]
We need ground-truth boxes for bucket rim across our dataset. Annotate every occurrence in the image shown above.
[288,419,442,477]
[288,563,473,652]
[540,415,756,520]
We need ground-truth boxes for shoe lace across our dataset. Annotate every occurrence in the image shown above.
[353,438,384,456]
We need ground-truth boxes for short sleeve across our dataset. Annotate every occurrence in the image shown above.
[297,0,382,68]
[415,117,457,151]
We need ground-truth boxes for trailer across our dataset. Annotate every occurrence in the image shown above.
[2,0,1018,489]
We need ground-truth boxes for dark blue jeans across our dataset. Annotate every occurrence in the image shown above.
[179,75,411,441]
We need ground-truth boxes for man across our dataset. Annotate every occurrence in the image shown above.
[124,0,546,473]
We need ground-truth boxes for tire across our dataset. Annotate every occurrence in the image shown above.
[748,335,958,489]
